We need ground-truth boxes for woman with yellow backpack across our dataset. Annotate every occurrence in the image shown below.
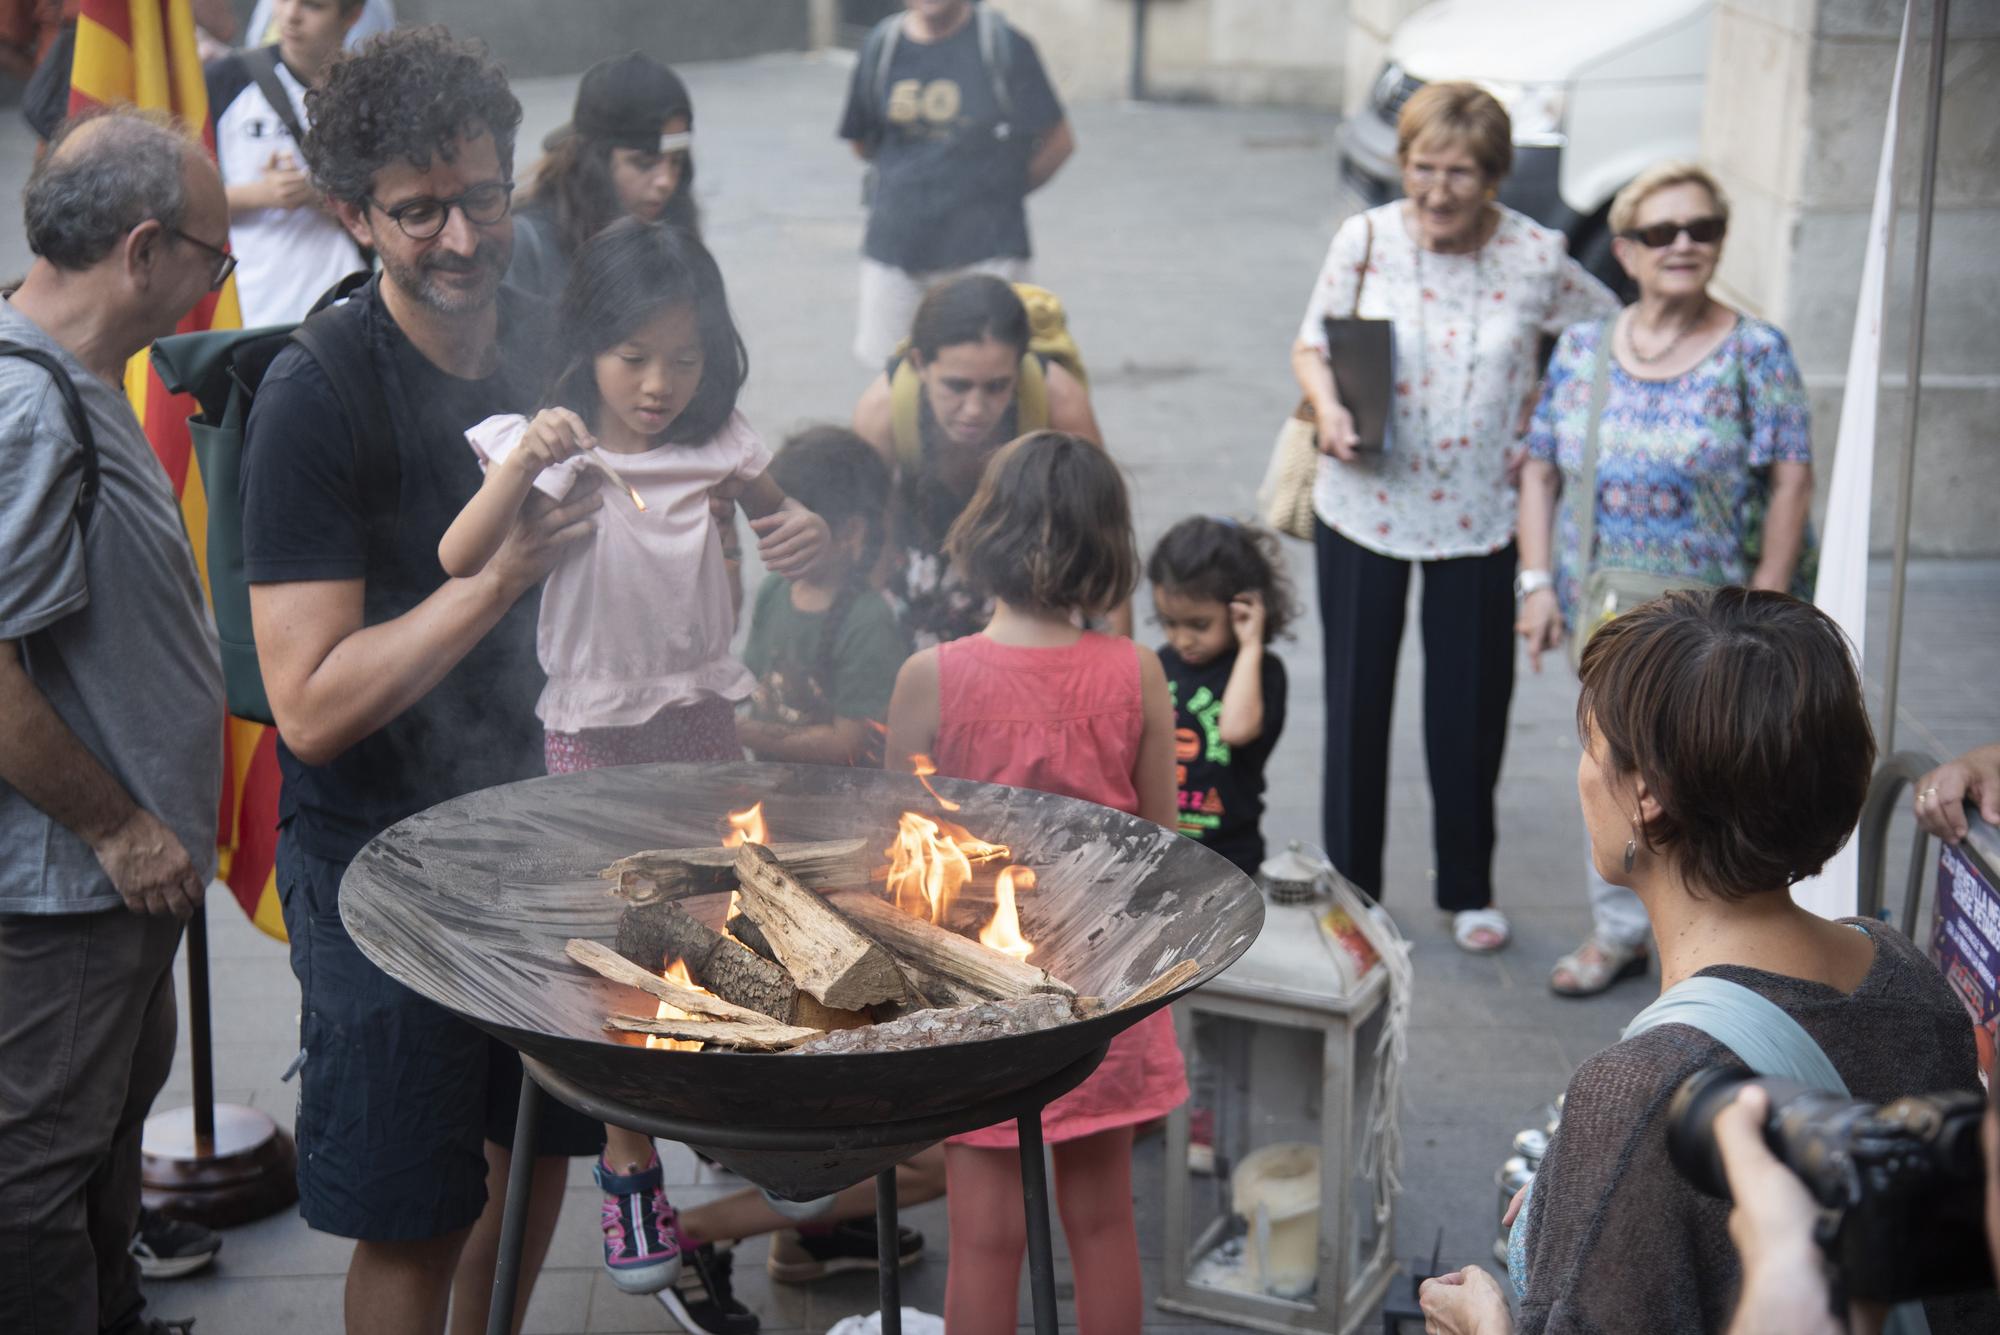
[852,273,1117,646]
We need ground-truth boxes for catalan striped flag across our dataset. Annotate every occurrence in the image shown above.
[69,0,288,941]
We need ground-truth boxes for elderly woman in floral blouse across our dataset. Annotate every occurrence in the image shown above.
[1291,82,1615,953]
[1516,161,1814,996]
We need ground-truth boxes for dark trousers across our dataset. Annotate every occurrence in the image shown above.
[0,907,185,1335]
[1316,519,1516,911]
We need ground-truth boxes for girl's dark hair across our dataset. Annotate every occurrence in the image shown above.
[945,432,1136,618]
[523,132,699,258]
[769,427,891,575]
[1577,587,1876,902]
[1145,517,1297,643]
[909,273,1030,362]
[549,218,746,444]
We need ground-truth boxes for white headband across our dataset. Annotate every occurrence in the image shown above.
[659,130,693,153]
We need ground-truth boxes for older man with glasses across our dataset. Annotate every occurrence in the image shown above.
[0,108,231,1335]
[237,27,606,1335]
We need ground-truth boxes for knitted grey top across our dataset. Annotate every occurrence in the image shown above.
[1518,921,1998,1334]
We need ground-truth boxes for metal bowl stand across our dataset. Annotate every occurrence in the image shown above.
[487,1045,1111,1335]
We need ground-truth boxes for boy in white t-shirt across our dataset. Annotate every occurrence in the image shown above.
[206,0,367,326]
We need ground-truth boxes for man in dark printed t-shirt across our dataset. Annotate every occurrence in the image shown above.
[838,0,1073,365]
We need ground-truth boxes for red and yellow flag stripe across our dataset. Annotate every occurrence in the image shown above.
[70,1,286,941]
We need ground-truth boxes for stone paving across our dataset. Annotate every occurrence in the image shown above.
[6,48,1990,1335]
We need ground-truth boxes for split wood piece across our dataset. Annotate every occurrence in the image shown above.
[829,891,1076,1001]
[1077,958,1203,1017]
[789,993,1076,1056]
[565,938,824,1037]
[605,1013,819,1052]
[602,837,874,904]
[725,912,779,964]
[734,844,908,1010]
[615,903,861,1031]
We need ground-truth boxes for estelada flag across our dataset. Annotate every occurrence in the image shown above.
[69,0,287,941]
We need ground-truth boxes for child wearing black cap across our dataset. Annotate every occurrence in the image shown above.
[509,51,700,302]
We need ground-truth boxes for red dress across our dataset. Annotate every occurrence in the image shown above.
[932,632,1190,1148]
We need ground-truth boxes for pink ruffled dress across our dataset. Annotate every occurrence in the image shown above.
[931,632,1190,1149]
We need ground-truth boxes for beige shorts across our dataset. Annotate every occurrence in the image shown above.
[853,254,1031,368]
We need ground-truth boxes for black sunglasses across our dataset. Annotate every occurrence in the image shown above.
[164,225,237,291]
[1620,216,1727,249]
[365,181,515,240]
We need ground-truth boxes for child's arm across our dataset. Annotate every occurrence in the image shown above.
[1133,646,1180,830]
[439,409,592,578]
[1217,590,1268,747]
[735,470,831,579]
[883,647,941,773]
[737,715,872,767]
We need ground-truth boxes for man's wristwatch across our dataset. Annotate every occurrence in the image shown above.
[1515,569,1555,603]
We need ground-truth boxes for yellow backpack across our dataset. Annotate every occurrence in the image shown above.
[887,282,1087,471]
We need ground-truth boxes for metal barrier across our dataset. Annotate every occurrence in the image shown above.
[1855,749,2000,937]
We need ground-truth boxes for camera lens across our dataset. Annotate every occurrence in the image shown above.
[1666,1065,1755,1199]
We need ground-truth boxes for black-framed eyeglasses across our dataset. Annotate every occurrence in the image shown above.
[364,181,515,240]
[165,226,237,291]
[1620,216,1727,249]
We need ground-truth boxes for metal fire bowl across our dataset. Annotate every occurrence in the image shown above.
[340,762,1263,1197]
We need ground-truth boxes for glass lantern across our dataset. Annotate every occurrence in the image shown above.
[1159,879,1400,1335]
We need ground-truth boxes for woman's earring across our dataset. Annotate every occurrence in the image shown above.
[1623,836,1638,874]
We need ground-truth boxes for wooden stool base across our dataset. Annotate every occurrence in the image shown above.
[141,1103,298,1229]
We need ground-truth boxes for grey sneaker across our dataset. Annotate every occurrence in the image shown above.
[130,1208,220,1280]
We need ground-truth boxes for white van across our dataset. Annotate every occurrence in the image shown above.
[1337,0,1712,290]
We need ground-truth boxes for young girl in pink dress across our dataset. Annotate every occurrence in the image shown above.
[439,219,828,1301]
[884,430,1185,1335]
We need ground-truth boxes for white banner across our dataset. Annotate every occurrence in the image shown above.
[1795,0,1917,919]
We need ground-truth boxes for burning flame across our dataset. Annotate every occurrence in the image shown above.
[979,866,1036,961]
[722,803,768,848]
[909,755,962,812]
[883,811,1008,922]
[645,957,713,1051]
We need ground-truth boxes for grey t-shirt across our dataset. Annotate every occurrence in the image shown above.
[0,300,224,914]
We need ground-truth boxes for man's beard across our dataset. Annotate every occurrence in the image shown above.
[381,243,507,314]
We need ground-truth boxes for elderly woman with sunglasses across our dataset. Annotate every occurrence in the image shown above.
[1290,81,1615,954]
[1516,161,1816,997]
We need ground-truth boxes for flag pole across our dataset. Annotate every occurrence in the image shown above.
[1877,0,1949,755]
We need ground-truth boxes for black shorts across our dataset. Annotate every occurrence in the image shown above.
[278,834,604,1242]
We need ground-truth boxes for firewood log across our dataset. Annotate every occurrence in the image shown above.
[615,901,860,1031]
[724,911,778,963]
[564,938,825,1035]
[733,844,907,1010]
[601,838,873,904]
[829,891,1075,1000]
[605,1013,819,1051]
[1077,958,1202,1016]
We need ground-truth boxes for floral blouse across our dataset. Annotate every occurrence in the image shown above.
[1297,203,1616,561]
[1524,316,1813,629]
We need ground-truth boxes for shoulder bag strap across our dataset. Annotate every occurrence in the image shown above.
[867,13,902,123]
[0,341,100,532]
[1575,318,1616,579]
[292,283,398,546]
[245,45,308,148]
[1353,213,1374,317]
[1622,975,1849,1094]
[976,3,1014,122]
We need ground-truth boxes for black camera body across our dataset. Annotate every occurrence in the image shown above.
[1668,1065,1993,1303]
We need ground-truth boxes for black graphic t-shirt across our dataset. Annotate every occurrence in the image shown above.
[1161,645,1288,877]
[837,13,1063,273]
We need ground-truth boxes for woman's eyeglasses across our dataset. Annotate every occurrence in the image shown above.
[165,226,237,291]
[1621,216,1727,248]
[1403,164,1485,192]
[365,181,516,240]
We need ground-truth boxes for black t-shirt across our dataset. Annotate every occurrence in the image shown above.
[837,14,1063,273]
[240,282,550,862]
[1161,646,1288,877]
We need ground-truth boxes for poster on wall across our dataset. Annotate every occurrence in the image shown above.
[1930,841,2000,1084]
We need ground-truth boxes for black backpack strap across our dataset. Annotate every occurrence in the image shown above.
[290,276,398,545]
[244,45,308,148]
[0,340,99,532]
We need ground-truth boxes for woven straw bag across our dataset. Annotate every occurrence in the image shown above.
[1261,217,1374,541]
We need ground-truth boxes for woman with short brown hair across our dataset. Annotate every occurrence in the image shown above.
[1289,81,1616,952]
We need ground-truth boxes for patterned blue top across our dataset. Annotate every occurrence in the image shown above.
[1525,315,1813,627]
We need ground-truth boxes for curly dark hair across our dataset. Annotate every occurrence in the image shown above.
[302,26,522,206]
[1145,516,1297,643]
[1577,587,1875,902]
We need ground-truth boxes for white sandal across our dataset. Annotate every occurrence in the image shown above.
[1452,907,1510,954]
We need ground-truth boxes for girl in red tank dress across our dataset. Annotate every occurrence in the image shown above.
[885,431,1185,1335]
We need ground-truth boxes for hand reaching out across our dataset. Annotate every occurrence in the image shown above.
[751,503,830,579]
[1417,1265,1514,1335]
[1914,743,2000,846]
[509,408,595,479]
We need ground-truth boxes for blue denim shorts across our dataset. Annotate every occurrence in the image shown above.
[278,835,604,1242]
